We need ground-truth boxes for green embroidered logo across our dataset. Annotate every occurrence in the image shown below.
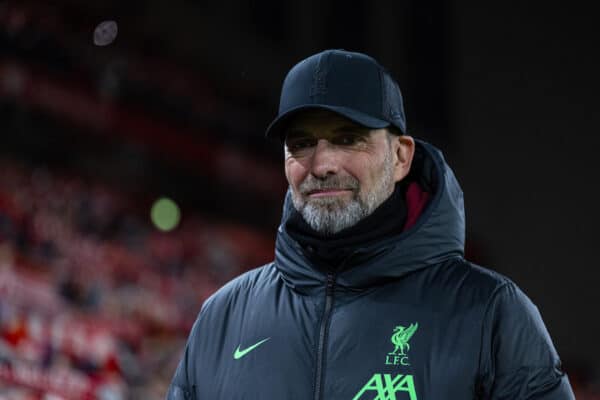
[352,373,418,400]
[385,323,418,366]
[233,337,270,360]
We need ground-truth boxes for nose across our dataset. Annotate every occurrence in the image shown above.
[310,139,341,178]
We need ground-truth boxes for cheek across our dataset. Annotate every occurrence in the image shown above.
[284,159,308,189]
[347,158,373,182]
[351,155,387,189]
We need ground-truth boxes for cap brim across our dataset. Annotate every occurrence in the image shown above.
[264,105,391,140]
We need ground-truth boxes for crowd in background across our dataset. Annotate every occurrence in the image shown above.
[0,158,272,399]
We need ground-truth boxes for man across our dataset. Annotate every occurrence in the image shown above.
[167,49,575,399]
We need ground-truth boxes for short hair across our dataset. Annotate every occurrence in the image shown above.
[386,125,404,137]
[384,125,403,147]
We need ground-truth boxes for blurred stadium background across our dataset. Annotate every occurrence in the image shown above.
[0,0,598,399]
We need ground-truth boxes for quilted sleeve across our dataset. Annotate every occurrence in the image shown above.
[165,342,196,400]
[165,297,213,400]
[477,282,575,399]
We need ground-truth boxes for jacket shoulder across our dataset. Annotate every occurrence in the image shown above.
[445,258,515,295]
[200,261,277,313]
[184,262,278,354]
[418,258,526,315]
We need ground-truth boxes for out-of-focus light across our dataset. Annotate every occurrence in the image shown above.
[151,197,181,232]
[93,21,118,46]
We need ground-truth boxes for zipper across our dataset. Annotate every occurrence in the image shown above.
[313,271,335,400]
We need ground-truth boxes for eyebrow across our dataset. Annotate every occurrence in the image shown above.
[284,128,311,140]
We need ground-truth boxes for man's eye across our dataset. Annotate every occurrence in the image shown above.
[333,134,361,146]
[287,139,316,151]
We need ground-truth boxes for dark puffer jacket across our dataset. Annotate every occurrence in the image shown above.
[167,140,574,400]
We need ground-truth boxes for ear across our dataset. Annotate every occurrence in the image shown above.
[392,135,415,182]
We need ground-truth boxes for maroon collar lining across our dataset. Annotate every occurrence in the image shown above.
[403,181,431,231]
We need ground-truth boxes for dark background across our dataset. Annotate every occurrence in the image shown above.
[1,0,598,398]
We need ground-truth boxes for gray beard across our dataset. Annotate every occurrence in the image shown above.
[291,150,396,235]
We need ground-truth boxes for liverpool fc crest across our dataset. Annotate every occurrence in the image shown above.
[385,323,418,366]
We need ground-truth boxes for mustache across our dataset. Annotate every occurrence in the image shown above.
[299,175,359,195]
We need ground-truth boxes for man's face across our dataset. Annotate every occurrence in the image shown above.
[284,111,414,235]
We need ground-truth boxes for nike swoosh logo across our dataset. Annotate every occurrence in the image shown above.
[233,337,271,360]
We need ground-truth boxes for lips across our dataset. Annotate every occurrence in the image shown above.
[307,188,353,197]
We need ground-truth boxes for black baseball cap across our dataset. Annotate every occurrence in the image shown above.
[265,49,407,140]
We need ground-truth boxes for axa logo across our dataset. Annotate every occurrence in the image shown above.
[352,373,417,400]
[385,322,418,366]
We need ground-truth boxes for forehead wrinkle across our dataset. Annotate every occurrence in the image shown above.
[285,123,371,142]
[332,125,371,135]
[288,110,360,129]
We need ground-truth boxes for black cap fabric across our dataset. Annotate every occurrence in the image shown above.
[265,49,407,140]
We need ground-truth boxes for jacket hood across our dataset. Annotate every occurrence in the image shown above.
[274,139,465,294]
